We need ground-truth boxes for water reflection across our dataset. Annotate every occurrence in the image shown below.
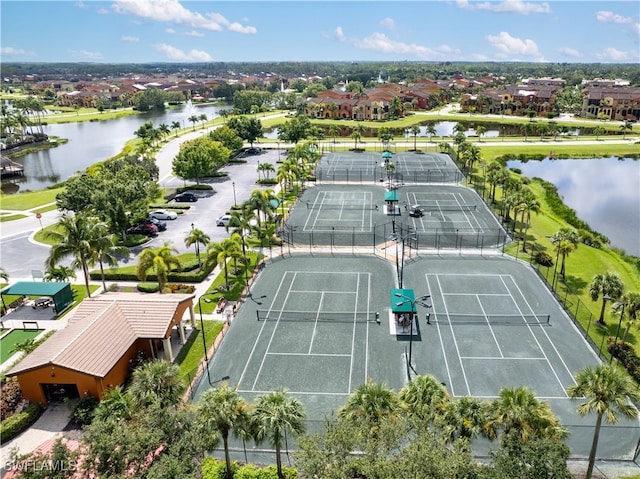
[507,157,640,256]
[2,103,223,193]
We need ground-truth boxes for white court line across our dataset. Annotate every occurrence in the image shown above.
[502,274,577,393]
[364,273,371,384]
[428,273,455,392]
[237,271,291,389]
[453,191,479,230]
[476,294,504,358]
[348,273,360,393]
[436,274,471,396]
[442,292,511,296]
[309,291,326,354]
[462,356,548,360]
[251,272,298,390]
[267,352,352,357]
[290,289,357,294]
[238,389,352,396]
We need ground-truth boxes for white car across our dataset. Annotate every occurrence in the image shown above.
[216,214,231,227]
[149,209,178,220]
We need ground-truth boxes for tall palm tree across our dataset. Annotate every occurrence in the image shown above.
[205,238,242,289]
[43,265,77,282]
[251,389,306,479]
[515,188,540,252]
[197,383,251,479]
[128,359,184,410]
[328,124,340,146]
[426,123,437,143]
[184,227,210,269]
[136,243,182,293]
[0,267,8,282]
[257,162,275,181]
[199,113,208,129]
[399,374,449,424]
[619,120,633,139]
[410,125,420,151]
[248,188,276,228]
[620,292,640,344]
[171,120,181,137]
[552,228,580,279]
[567,364,640,479]
[158,123,170,140]
[188,115,199,131]
[593,125,605,140]
[476,124,487,142]
[487,386,566,444]
[88,225,129,291]
[589,272,624,325]
[45,213,97,297]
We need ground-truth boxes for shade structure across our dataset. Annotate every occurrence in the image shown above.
[1,281,73,314]
[382,150,393,159]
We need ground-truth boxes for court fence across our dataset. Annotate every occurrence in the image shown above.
[315,167,465,185]
[279,221,509,250]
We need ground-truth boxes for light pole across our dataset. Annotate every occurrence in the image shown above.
[198,295,217,386]
[605,295,626,362]
[191,223,201,268]
[232,181,237,206]
[394,291,432,379]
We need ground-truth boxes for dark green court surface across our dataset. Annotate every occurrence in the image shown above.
[194,254,640,461]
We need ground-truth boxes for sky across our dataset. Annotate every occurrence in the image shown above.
[1,0,639,64]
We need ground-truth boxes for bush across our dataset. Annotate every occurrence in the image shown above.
[72,396,99,425]
[0,403,43,442]
[166,283,196,294]
[534,251,553,267]
[0,379,23,421]
[202,458,238,479]
[137,282,160,293]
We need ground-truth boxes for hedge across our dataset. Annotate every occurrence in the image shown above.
[201,458,297,479]
[89,257,213,283]
[0,403,44,442]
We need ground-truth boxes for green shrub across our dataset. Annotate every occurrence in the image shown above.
[0,403,43,442]
[534,251,553,267]
[72,396,99,425]
[202,458,238,479]
[137,282,160,293]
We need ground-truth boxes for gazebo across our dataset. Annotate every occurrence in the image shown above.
[1,281,74,314]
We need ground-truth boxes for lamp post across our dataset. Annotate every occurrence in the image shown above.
[605,295,626,362]
[191,223,201,268]
[232,182,237,207]
[394,291,432,379]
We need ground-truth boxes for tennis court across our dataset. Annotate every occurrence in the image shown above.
[315,151,463,184]
[194,254,640,460]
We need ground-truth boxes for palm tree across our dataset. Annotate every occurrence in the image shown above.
[426,123,437,143]
[128,359,184,410]
[184,227,210,269]
[552,228,580,279]
[515,188,540,252]
[158,123,170,140]
[410,125,420,151]
[248,188,276,228]
[197,383,251,479]
[188,115,199,131]
[88,226,129,291]
[593,125,605,140]
[257,162,275,181]
[45,213,97,297]
[171,120,181,137]
[199,113,208,129]
[620,292,640,344]
[0,267,8,282]
[443,396,492,441]
[589,272,624,325]
[251,389,306,479]
[475,124,487,142]
[205,238,242,289]
[93,386,133,422]
[619,120,633,139]
[488,386,566,444]
[339,378,401,439]
[567,364,640,479]
[43,265,77,282]
[399,374,449,424]
[136,243,182,293]
[328,124,340,146]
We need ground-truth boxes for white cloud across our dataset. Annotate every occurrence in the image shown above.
[558,47,581,58]
[595,47,637,62]
[166,28,175,34]
[1,46,36,57]
[353,32,437,59]
[634,23,640,35]
[486,31,544,60]
[112,0,256,34]
[457,0,551,14]
[185,30,204,37]
[380,17,396,30]
[154,43,212,61]
[596,11,633,24]
[76,1,87,9]
[68,49,103,60]
[121,35,139,43]
[97,8,109,14]
[335,26,346,41]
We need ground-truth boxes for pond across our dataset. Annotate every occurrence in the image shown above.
[507,157,640,256]
[1,102,224,193]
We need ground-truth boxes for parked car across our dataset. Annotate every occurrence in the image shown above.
[246,147,261,155]
[149,209,178,220]
[147,218,167,231]
[174,192,198,202]
[126,223,158,236]
[216,214,231,227]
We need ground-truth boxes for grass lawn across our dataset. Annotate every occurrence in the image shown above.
[176,320,224,385]
[0,329,43,363]
[0,188,63,211]
[478,142,640,161]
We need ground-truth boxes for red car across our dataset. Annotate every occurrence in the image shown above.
[126,223,158,236]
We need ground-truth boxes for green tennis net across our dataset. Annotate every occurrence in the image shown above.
[430,313,550,325]
[256,309,375,323]
[306,202,378,210]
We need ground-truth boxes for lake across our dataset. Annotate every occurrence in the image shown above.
[507,157,640,256]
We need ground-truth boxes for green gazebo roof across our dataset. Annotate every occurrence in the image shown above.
[390,288,415,313]
[384,190,399,202]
